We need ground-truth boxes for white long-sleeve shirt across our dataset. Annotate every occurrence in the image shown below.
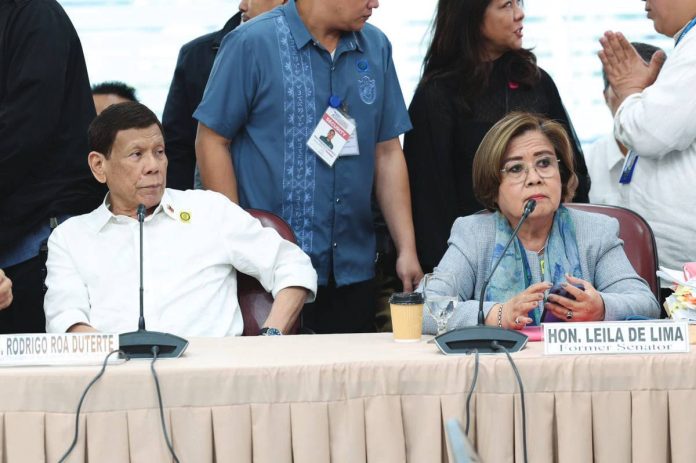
[44,189,317,336]
[614,28,696,273]
[585,133,627,207]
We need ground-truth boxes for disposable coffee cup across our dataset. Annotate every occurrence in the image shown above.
[389,292,424,342]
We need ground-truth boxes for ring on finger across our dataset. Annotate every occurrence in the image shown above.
[515,316,521,325]
[566,310,573,320]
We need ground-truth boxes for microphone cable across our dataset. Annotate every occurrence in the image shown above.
[150,345,181,463]
[464,349,480,436]
[492,341,528,463]
[59,349,126,463]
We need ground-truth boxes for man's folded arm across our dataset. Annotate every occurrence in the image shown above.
[67,323,98,333]
[263,287,310,334]
[220,200,317,331]
[44,228,93,333]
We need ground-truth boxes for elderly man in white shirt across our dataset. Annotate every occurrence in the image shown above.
[586,42,663,206]
[44,102,317,337]
[599,0,696,282]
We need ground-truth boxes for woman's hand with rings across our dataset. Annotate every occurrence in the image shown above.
[544,274,606,322]
[486,281,551,330]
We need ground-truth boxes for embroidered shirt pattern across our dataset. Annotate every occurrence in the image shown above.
[275,16,316,254]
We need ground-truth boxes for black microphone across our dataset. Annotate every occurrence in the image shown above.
[434,199,537,355]
[119,204,189,358]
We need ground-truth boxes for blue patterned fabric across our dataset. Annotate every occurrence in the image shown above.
[486,206,583,325]
[193,0,412,286]
[274,16,317,254]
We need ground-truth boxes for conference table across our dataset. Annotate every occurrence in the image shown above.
[1,333,695,463]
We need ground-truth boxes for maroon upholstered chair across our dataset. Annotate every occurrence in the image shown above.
[237,209,301,335]
[565,203,660,299]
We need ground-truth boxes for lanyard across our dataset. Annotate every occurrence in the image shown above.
[676,16,696,46]
[619,150,639,184]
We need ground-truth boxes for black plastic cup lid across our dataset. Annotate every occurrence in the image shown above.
[389,292,424,305]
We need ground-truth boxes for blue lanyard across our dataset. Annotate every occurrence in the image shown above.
[676,16,696,46]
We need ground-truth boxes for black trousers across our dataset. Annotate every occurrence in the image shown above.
[0,255,46,334]
[659,287,672,319]
[302,278,376,334]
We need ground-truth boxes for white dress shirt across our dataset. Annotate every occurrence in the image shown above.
[585,133,627,206]
[44,189,317,336]
[614,28,696,274]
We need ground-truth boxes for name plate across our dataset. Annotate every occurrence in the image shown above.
[0,333,119,366]
[544,320,690,355]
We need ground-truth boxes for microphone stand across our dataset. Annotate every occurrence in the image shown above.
[434,200,537,355]
[138,203,146,331]
[119,204,189,358]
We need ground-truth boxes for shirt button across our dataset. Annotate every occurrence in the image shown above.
[335,198,341,204]
[333,242,338,248]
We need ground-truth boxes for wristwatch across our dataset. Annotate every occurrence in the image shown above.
[259,327,283,336]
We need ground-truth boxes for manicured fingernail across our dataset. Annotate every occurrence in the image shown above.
[560,282,567,288]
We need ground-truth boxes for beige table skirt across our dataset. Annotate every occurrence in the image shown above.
[1,333,695,463]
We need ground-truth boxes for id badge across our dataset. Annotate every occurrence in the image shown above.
[619,150,639,184]
[307,107,356,167]
[340,123,360,157]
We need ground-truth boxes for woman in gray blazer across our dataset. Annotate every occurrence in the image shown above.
[425,112,659,334]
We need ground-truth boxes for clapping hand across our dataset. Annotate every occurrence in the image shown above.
[598,31,666,103]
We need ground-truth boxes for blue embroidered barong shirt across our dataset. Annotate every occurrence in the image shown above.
[194,0,412,286]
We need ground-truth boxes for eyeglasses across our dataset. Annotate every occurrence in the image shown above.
[500,155,561,183]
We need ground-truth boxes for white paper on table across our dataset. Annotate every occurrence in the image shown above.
[657,266,696,290]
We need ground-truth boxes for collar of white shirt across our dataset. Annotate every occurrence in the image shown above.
[92,189,180,232]
[605,137,626,171]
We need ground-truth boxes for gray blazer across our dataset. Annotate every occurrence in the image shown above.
[425,208,660,334]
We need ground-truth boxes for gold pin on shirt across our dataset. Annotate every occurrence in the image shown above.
[180,211,191,223]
